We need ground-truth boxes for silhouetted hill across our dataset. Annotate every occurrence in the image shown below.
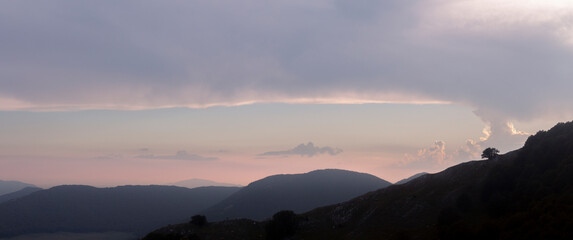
[0,187,42,204]
[171,178,241,189]
[201,169,391,221]
[0,185,240,238]
[144,121,573,240]
[394,172,428,185]
[295,121,573,239]
[0,180,36,196]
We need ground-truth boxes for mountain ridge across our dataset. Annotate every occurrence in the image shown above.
[144,121,573,240]
[171,178,242,189]
[201,169,392,221]
[395,172,428,185]
[0,185,241,238]
[295,122,573,239]
[0,180,36,196]
[0,187,42,204]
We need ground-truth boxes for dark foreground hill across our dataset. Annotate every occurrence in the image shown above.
[201,169,392,221]
[144,121,573,240]
[394,172,428,185]
[0,185,240,238]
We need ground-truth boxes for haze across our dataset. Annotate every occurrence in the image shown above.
[1,0,572,187]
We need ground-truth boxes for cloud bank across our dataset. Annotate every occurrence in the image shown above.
[136,151,217,161]
[1,0,572,130]
[260,142,343,157]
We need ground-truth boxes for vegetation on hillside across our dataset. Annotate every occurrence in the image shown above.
[143,121,573,240]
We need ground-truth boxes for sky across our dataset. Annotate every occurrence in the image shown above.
[1,0,572,187]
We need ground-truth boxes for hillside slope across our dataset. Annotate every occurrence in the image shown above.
[297,121,573,239]
[394,172,428,185]
[144,121,573,240]
[0,185,240,238]
[201,169,391,221]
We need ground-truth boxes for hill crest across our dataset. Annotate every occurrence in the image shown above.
[144,121,573,240]
[201,169,391,221]
[0,185,241,238]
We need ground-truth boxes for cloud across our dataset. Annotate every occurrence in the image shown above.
[476,116,531,152]
[1,0,572,132]
[401,141,450,169]
[95,154,123,160]
[260,142,343,157]
[402,119,530,169]
[453,139,482,161]
[136,151,217,161]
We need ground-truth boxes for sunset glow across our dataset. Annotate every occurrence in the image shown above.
[1,0,571,187]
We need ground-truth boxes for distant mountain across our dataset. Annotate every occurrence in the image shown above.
[0,187,42,204]
[201,169,391,221]
[145,121,573,240]
[394,172,428,185]
[171,178,241,189]
[0,185,241,238]
[0,180,36,196]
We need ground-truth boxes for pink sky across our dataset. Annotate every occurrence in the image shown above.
[1,1,572,187]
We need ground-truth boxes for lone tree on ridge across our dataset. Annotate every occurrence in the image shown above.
[481,147,500,160]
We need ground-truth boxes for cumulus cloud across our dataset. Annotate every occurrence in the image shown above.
[401,141,450,169]
[402,119,531,169]
[136,151,217,161]
[260,142,343,157]
[477,119,530,152]
[1,0,572,134]
[453,139,483,161]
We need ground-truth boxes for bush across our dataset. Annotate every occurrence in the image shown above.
[190,215,207,227]
[266,210,298,240]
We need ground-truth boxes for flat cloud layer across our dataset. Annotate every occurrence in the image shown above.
[1,0,572,125]
[136,151,217,161]
[260,142,343,157]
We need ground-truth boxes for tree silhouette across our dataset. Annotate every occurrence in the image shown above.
[481,147,500,160]
[266,210,298,240]
[190,215,207,227]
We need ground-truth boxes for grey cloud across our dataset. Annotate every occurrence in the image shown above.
[402,121,530,169]
[95,154,123,160]
[476,116,531,153]
[401,141,449,169]
[136,151,217,161]
[260,142,343,157]
[1,0,572,131]
[453,139,482,161]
